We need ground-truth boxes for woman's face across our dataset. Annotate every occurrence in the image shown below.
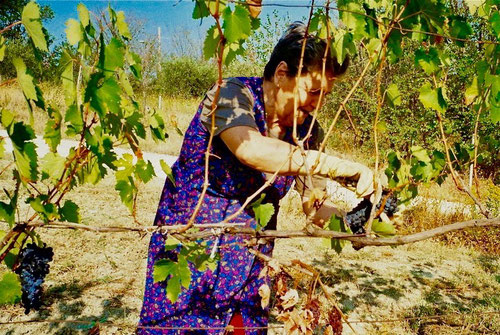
[274,67,335,127]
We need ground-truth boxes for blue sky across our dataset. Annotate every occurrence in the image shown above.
[39,1,325,54]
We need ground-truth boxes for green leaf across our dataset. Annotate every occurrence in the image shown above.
[65,18,83,45]
[465,76,479,105]
[385,83,401,107]
[60,51,75,107]
[203,25,220,60]
[27,196,59,222]
[153,259,176,282]
[116,11,132,40]
[103,38,125,75]
[372,219,395,237]
[22,1,48,52]
[222,5,252,43]
[59,200,80,223]
[13,58,37,102]
[135,159,156,183]
[419,83,447,114]
[193,0,210,19]
[150,113,166,142]
[414,47,440,75]
[115,177,136,212]
[8,122,38,183]
[178,255,192,289]
[326,214,352,254]
[223,40,245,66]
[0,202,16,227]
[115,154,134,180]
[0,272,22,305]
[411,146,431,163]
[160,160,176,186]
[339,2,366,38]
[4,248,19,270]
[164,236,181,251]
[250,194,274,229]
[449,16,473,46]
[85,74,121,117]
[44,108,62,152]
[386,30,403,63]
[166,274,181,303]
[490,11,500,38]
[0,36,6,62]
[333,30,356,63]
[41,152,65,181]
[65,104,83,136]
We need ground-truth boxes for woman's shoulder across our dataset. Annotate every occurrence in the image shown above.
[204,77,257,106]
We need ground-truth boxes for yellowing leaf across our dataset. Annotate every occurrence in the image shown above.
[116,11,132,39]
[0,272,22,305]
[465,76,479,105]
[65,18,83,45]
[77,3,90,27]
[258,284,270,309]
[22,1,48,51]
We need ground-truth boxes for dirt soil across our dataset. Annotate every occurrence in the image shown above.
[0,173,498,335]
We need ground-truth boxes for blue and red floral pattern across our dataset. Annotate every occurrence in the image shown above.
[137,77,318,334]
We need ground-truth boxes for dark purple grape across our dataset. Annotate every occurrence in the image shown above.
[344,191,398,234]
[14,243,53,314]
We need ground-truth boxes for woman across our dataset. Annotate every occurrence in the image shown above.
[137,22,374,334]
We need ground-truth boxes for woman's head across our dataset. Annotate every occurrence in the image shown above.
[264,21,349,81]
[263,22,349,127]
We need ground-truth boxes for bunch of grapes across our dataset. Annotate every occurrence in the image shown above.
[14,243,54,314]
[344,192,398,234]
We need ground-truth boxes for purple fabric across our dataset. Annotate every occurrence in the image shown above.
[137,77,317,334]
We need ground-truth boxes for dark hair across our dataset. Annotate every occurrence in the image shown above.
[263,21,349,80]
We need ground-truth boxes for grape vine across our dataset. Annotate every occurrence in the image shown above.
[0,1,498,332]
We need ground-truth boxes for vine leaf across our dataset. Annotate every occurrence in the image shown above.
[449,16,473,46]
[44,108,62,152]
[385,83,402,107]
[65,18,83,45]
[135,159,156,183]
[13,58,45,111]
[60,51,76,107]
[372,219,395,237]
[193,0,210,19]
[0,36,5,62]
[153,255,192,303]
[333,30,356,63]
[77,3,90,27]
[7,122,38,183]
[65,104,83,136]
[59,200,81,223]
[160,160,176,186]
[465,76,479,105]
[0,272,22,305]
[41,152,65,181]
[490,11,500,38]
[325,214,352,254]
[115,177,136,212]
[85,74,121,117]
[419,83,447,114]
[22,1,48,52]
[222,5,252,43]
[103,38,125,75]
[116,11,132,40]
[0,202,16,227]
[414,47,440,75]
[203,25,219,60]
[251,194,274,229]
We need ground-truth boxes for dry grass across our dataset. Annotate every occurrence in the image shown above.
[0,84,198,156]
[0,171,498,335]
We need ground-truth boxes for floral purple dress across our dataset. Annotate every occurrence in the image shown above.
[137,77,319,334]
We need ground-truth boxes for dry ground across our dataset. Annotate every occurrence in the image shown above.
[0,172,498,335]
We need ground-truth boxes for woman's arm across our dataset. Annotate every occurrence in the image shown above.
[219,125,303,175]
[219,125,375,197]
